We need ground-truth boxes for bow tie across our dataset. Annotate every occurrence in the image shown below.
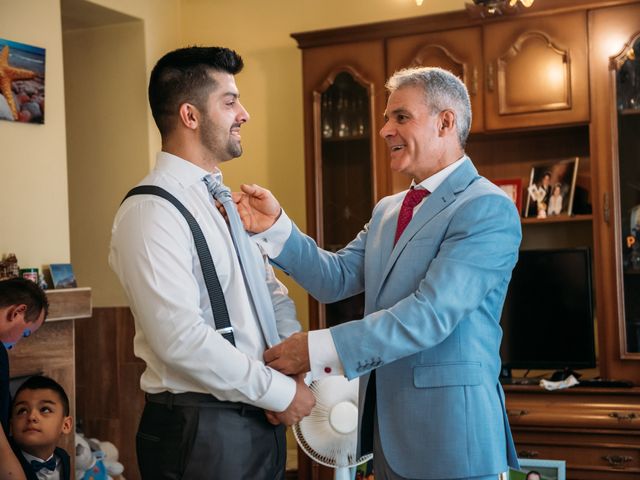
[30,457,56,472]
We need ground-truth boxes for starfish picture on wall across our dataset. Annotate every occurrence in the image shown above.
[0,38,45,124]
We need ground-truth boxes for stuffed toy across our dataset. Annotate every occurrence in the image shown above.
[97,439,125,480]
[75,432,109,480]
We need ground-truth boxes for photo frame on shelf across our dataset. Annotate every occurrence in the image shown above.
[491,178,523,215]
[49,263,77,289]
[508,458,566,480]
[524,157,580,219]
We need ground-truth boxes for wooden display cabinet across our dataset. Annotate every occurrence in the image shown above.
[292,1,640,479]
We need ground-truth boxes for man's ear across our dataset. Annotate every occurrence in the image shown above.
[438,109,456,136]
[178,103,200,130]
[7,304,27,323]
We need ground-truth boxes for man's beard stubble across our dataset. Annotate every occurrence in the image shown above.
[200,115,243,162]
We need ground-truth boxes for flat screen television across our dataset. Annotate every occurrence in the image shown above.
[500,247,596,380]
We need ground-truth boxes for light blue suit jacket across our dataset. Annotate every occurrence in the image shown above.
[272,159,522,479]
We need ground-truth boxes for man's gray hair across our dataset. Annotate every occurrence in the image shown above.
[386,67,472,148]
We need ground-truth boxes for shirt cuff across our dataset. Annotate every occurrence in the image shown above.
[251,210,292,258]
[256,369,297,412]
[309,329,344,380]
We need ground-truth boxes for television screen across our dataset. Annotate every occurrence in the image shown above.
[500,247,596,372]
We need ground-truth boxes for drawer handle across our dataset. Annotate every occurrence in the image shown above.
[507,409,529,417]
[518,450,539,459]
[602,455,633,468]
[609,412,638,422]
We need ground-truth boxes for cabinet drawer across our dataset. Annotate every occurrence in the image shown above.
[508,406,640,429]
[516,442,640,471]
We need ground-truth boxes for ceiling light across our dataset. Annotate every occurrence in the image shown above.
[466,0,535,17]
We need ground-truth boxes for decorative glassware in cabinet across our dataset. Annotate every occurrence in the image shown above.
[612,33,640,354]
[318,71,373,327]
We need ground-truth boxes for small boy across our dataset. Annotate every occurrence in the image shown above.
[10,375,72,480]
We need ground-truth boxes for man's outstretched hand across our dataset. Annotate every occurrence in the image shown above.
[264,332,311,376]
[219,183,281,233]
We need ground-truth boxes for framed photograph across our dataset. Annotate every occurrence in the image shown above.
[354,458,374,479]
[49,263,77,289]
[524,157,580,218]
[508,458,566,480]
[492,178,523,214]
[0,38,46,124]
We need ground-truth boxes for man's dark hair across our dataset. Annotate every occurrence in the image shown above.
[148,46,244,137]
[13,375,70,416]
[0,277,48,323]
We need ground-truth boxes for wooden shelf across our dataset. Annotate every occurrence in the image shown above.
[521,214,593,225]
[46,287,92,321]
[321,134,369,142]
[619,107,640,116]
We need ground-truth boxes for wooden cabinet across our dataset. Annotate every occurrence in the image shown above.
[589,0,640,385]
[291,2,640,479]
[386,12,589,134]
[506,385,640,479]
[484,11,589,130]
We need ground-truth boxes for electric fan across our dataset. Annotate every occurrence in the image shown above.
[293,376,373,480]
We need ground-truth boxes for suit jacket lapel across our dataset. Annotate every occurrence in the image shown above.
[373,159,479,302]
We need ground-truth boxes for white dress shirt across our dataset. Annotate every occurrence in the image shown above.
[21,451,59,480]
[109,152,299,411]
[253,156,468,379]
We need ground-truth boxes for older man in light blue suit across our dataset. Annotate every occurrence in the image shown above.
[241,67,521,480]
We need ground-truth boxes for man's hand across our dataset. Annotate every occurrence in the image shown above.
[265,374,315,426]
[226,183,281,233]
[264,332,310,375]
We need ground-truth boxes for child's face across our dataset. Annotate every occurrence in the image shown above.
[10,388,72,459]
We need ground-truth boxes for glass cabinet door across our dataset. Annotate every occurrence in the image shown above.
[318,71,373,328]
[613,33,640,355]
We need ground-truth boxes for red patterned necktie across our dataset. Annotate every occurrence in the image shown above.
[394,187,429,245]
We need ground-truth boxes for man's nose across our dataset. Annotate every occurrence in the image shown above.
[238,102,250,123]
[379,121,393,138]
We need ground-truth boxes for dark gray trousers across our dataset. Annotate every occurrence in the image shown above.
[136,392,286,480]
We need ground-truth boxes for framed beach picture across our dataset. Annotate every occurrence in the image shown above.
[0,38,46,124]
[508,459,566,480]
[492,178,523,214]
[49,263,77,289]
[524,157,580,218]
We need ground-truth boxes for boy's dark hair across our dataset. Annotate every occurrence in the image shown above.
[148,46,244,137]
[13,375,70,416]
[0,277,48,323]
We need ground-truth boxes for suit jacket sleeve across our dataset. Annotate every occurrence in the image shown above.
[273,192,521,380]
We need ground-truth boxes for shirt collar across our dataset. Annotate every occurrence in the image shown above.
[155,151,223,187]
[21,450,56,464]
[412,155,468,192]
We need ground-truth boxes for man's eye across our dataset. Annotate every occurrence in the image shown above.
[41,407,52,413]
[15,408,27,415]
[397,115,408,122]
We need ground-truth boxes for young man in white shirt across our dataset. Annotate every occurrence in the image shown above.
[109,46,314,480]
